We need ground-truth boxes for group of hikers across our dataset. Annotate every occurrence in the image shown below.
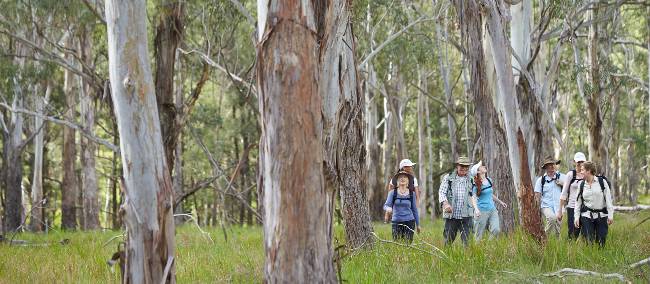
[383,153,614,247]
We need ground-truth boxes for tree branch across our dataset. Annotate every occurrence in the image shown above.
[360,16,435,67]
[542,268,626,282]
[0,102,119,153]
[80,0,106,24]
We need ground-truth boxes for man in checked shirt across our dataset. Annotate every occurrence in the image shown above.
[439,157,481,246]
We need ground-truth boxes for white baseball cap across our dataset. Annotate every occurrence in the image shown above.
[470,160,483,177]
[399,159,416,169]
[574,152,586,162]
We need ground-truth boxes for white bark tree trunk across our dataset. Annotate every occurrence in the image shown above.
[257,0,336,282]
[481,0,545,241]
[435,16,458,161]
[105,0,176,282]
[30,83,51,232]
[417,68,428,217]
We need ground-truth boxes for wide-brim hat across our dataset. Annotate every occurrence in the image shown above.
[392,171,413,180]
[455,156,472,166]
[540,157,561,169]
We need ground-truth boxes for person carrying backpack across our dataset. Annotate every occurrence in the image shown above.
[439,157,480,246]
[574,161,614,247]
[383,171,420,243]
[558,152,587,239]
[470,161,507,240]
[534,156,566,237]
[386,159,421,202]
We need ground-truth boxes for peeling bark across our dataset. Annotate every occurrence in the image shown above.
[257,0,336,282]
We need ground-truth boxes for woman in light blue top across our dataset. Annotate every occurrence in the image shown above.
[383,171,420,243]
[471,161,507,240]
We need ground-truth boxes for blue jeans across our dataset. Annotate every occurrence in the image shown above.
[474,209,500,240]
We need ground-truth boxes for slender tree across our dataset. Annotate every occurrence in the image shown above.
[105,0,176,282]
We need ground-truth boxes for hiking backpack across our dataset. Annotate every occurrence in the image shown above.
[390,172,416,208]
[577,175,611,214]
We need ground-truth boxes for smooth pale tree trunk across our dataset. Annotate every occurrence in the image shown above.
[435,15,458,161]
[382,96,396,184]
[417,69,428,216]
[79,28,100,230]
[105,0,176,282]
[172,49,185,223]
[3,78,25,233]
[480,0,545,241]
[30,83,51,232]
[62,33,78,231]
[155,1,184,176]
[318,0,372,249]
[364,3,383,221]
[394,75,407,162]
[257,0,336,282]
[425,93,437,219]
[586,2,607,173]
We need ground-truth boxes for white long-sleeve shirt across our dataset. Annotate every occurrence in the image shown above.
[575,178,614,220]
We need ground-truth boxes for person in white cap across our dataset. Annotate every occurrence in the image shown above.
[557,152,586,239]
[387,159,421,201]
[470,161,507,240]
[534,156,566,237]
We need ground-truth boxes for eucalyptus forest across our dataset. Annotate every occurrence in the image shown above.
[0,0,649,283]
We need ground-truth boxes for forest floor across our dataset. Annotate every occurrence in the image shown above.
[0,204,649,283]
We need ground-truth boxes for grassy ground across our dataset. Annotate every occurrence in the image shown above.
[1,210,649,283]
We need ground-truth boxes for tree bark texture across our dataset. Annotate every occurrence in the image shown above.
[257,0,337,282]
[480,0,545,241]
[155,1,184,176]
[2,81,25,232]
[105,0,177,282]
[62,34,78,231]
[454,0,517,233]
[586,1,608,174]
[417,69,428,217]
[79,27,100,230]
[365,63,383,221]
[317,0,372,249]
[30,83,51,232]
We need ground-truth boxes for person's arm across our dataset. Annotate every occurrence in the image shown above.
[411,193,420,229]
[492,195,507,208]
[574,183,583,228]
[604,181,614,224]
[534,177,542,205]
[472,194,480,217]
[558,171,573,220]
[439,175,451,212]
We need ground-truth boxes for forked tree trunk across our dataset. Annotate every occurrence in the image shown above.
[155,0,184,176]
[61,33,78,231]
[454,0,517,233]
[105,0,176,282]
[318,0,372,249]
[257,0,336,282]
[480,0,545,241]
[30,83,51,232]
[79,27,100,230]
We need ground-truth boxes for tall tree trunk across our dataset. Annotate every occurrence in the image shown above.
[257,0,336,282]
[382,96,396,184]
[435,15,458,161]
[3,78,25,233]
[363,3,384,221]
[417,68,428,216]
[155,0,185,176]
[480,0,545,241]
[62,33,78,231]
[30,83,51,232]
[454,0,517,234]
[105,0,176,282]
[586,1,607,174]
[425,92,437,219]
[318,0,372,249]
[79,27,100,230]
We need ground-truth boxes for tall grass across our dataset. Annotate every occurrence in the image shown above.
[0,211,648,283]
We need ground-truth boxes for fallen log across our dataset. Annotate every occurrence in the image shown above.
[614,204,650,212]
